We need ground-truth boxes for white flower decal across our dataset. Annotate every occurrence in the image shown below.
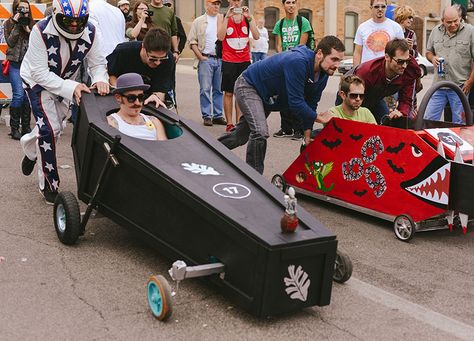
[181,163,220,176]
[284,265,310,302]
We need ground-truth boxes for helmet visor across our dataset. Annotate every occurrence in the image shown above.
[55,13,88,35]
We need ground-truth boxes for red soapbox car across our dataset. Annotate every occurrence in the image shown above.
[272,82,474,241]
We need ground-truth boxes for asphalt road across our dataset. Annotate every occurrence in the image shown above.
[0,63,472,341]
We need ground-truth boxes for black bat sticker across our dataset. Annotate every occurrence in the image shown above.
[332,119,343,133]
[354,189,368,197]
[321,138,342,149]
[387,159,404,174]
[386,142,405,154]
[350,134,363,141]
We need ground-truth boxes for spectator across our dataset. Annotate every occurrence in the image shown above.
[217,0,259,132]
[148,0,180,62]
[328,76,376,124]
[89,0,126,58]
[163,0,187,54]
[188,0,226,127]
[343,39,421,123]
[20,0,109,204]
[107,73,167,141]
[3,0,35,140]
[272,0,314,140]
[107,28,174,109]
[353,0,404,67]
[218,36,345,174]
[117,0,131,23]
[126,1,155,41]
[250,18,268,63]
[425,5,474,124]
[394,5,418,57]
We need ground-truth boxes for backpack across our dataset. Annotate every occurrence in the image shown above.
[278,15,315,50]
[215,16,250,59]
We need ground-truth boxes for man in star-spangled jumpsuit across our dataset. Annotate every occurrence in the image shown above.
[20,0,109,204]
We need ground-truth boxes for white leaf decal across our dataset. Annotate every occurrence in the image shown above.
[181,163,221,176]
[283,265,310,302]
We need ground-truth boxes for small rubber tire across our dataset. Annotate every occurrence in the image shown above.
[394,214,416,242]
[420,65,427,77]
[54,191,81,245]
[147,275,173,321]
[333,250,353,283]
[271,174,287,192]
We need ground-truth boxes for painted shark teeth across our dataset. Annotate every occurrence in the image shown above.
[406,163,450,205]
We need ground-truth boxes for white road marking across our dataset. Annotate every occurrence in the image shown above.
[348,278,474,341]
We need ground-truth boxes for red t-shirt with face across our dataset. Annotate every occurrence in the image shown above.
[222,17,251,63]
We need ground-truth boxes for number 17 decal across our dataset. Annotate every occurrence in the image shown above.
[213,183,251,199]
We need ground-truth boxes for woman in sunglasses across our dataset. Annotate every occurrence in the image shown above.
[126,1,155,41]
[107,73,167,141]
[394,6,418,57]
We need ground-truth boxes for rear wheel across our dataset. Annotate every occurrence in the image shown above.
[147,275,173,321]
[271,174,287,192]
[54,191,81,245]
[333,250,352,283]
[394,215,416,242]
[420,65,427,77]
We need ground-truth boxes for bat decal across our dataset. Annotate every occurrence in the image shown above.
[387,159,404,174]
[321,138,342,149]
[350,134,363,141]
[332,119,343,133]
[354,189,368,197]
[386,142,405,154]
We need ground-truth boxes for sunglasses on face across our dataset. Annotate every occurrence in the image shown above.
[146,51,169,63]
[347,93,365,100]
[372,5,386,9]
[392,57,410,66]
[122,94,146,103]
[164,3,172,7]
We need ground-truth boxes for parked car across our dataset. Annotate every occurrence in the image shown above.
[337,55,434,76]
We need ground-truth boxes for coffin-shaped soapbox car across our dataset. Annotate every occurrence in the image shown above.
[272,81,474,242]
[52,92,352,320]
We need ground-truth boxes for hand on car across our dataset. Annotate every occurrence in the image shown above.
[90,81,110,96]
[388,109,403,119]
[144,93,166,108]
[74,83,91,104]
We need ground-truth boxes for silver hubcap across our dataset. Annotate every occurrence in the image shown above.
[395,217,412,240]
[272,176,283,190]
[56,204,66,233]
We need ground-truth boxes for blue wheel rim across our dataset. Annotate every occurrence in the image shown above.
[147,280,163,317]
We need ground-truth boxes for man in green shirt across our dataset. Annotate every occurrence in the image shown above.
[327,75,377,124]
[272,0,313,140]
[149,0,180,61]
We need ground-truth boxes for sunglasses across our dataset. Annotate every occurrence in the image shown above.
[392,57,410,66]
[347,93,365,100]
[164,3,172,7]
[121,94,146,103]
[372,5,386,9]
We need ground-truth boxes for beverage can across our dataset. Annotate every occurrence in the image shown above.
[438,57,445,76]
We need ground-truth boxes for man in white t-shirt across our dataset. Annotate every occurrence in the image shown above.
[188,0,226,127]
[353,0,404,67]
[250,18,269,63]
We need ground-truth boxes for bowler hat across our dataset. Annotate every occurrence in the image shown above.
[112,73,150,94]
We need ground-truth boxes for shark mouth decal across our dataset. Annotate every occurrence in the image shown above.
[401,156,450,208]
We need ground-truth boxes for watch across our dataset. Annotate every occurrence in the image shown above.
[174,50,181,55]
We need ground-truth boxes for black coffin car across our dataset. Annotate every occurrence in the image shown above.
[55,92,346,319]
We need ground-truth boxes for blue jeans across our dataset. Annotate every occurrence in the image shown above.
[425,88,464,123]
[251,52,267,64]
[218,75,269,174]
[9,62,27,108]
[197,57,223,119]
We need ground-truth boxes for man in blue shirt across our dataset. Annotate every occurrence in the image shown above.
[218,35,345,174]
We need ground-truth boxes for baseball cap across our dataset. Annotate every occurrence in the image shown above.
[206,0,222,3]
[117,0,130,6]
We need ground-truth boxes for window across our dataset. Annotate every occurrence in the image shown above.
[264,7,279,51]
[298,8,312,22]
[344,12,358,56]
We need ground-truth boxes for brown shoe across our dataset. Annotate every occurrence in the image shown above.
[203,118,213,126]
[212,117,227,125]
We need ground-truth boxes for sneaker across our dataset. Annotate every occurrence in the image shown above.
[291,131,304,141]
[273,129,293,138]
[10,129,21,140]
[203,118,213,126]
[212,117,227,125]
[21,156,36,176]
[39,187,58,205]
[226,124,235,132]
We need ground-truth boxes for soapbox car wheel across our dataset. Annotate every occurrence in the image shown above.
[53,191,81,245]
[333,250,353,283]
[271,174,287,192]
[147,275,173,321]
[393,215,416,242]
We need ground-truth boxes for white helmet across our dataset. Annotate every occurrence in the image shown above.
[52,0,89,40]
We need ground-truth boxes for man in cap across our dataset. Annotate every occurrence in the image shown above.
[117,0,132,23]
[107,73,168,140]
[20,0,109,204]
[188,0,226,126]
